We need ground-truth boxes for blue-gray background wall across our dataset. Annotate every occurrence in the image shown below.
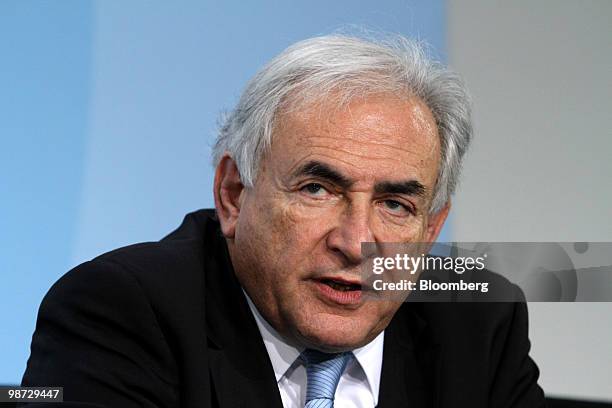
[448,0,612,402]
[0,0,445,385]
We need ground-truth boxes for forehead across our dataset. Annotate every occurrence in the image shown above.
[269,94,441,188]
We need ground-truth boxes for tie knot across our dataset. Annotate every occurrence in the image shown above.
[300,349,353,407]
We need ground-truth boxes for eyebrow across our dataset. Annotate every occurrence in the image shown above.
[293,161,353,189]
[374,180,426,197]
[293,160,427,197]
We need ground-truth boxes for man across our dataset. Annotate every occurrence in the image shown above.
[22,35,545,407]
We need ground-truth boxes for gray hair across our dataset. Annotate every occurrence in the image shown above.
[212,34,472,213]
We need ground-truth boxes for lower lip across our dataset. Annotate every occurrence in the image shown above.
[313,280,362,305]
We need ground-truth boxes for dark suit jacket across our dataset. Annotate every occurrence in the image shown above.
[22,209,546,407]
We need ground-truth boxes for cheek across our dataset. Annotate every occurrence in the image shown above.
[241,191,323,273]
[275,193,337,241]
[373,214,429,243]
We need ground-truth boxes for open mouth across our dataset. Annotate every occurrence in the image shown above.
[318,278,362,292]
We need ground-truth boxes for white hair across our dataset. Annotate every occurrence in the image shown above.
[212,34,472,213]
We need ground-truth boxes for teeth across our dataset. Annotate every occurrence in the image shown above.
[330,281,349,291]
[324,280,360,291]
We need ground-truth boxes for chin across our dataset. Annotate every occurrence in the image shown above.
[293,313,375,352]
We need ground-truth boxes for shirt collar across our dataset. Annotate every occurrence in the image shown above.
[352,330,384,403]
[244,290,384,402]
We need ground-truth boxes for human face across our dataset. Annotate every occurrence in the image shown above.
[216,94,448,352]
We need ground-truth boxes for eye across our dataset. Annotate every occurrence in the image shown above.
[300,182,330,197]
[381,199,413,216]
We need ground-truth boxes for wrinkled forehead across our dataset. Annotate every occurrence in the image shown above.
[267,93,441,190]
[275,89,439,144]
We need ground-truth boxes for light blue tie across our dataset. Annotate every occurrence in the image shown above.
[300,349,353,408]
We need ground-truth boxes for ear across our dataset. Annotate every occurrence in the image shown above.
[213,154,244,239]
[425,200,451,242]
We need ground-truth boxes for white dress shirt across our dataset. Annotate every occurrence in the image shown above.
[244,293,384,408]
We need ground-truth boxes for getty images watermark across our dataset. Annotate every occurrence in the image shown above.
[360,242,612,302]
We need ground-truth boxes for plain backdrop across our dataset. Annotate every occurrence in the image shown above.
[449,0,612,402]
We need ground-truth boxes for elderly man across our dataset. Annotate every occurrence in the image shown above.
[22,35,545,407]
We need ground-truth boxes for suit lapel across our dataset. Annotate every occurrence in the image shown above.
[377,304,441,408]
[204,228,284,408]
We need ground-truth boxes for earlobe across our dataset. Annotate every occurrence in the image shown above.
[213,154,244,239]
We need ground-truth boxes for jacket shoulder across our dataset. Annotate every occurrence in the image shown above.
[394,270,545,407]
[22,210,225,406]
[86,208,222,300]
[23,252,181,406]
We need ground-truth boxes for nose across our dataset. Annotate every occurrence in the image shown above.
[326,201,375,266]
